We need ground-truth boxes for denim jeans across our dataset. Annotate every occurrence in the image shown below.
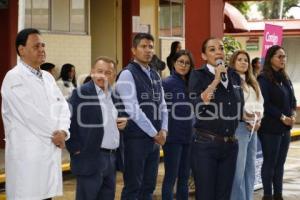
[162,143,191,200]
[231,122,257,200]
[258,132,290,196]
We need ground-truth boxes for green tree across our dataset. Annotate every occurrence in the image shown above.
[258,0,300,19]
[223,36,242,64]
[230,2,251,19]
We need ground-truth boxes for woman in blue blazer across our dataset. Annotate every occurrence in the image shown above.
[258,45,297,200]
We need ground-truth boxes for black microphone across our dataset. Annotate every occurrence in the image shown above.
[216,59,227,82]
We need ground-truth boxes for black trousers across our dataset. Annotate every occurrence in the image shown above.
[259,132,290,196]
[191,137,238,200]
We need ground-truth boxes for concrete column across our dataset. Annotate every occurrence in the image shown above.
[0,0,18,148]
[185,0,224,67]
[122,0,140,66]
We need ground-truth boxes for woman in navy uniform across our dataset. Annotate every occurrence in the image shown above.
[188,38,244,200]
[258,45,297,200]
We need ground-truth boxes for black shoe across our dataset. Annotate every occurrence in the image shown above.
[262,196,273,200]
[273,194,283,200]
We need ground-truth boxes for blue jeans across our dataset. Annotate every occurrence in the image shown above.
[231,122,257,200]
[258,132,290,196]
[162,143,191,200]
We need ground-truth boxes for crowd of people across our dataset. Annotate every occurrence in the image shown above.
[0,28,297,200]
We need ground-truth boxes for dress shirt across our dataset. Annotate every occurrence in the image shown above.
[115,61,168,137]
[21,60,43,79]
[95,84,119,149]
[207,63,228,88]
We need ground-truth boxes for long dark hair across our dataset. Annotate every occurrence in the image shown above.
[172,49,194,85]
[167,41,181,71]
[59,63,77,87]
[263,45,289,84]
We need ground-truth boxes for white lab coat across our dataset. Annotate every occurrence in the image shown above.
[56,78,75,99]
[1,62,71,200]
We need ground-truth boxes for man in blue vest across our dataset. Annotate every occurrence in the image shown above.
[116,33,168,200]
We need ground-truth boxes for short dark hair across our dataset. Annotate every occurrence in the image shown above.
[132,33,154,48]
[15,28,41,56]
[251,57,260,68]
[40,62,55,71]
[92,56,116,72]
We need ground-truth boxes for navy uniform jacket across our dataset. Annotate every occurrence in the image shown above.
[66,80,125,176]
[188,65,244,136]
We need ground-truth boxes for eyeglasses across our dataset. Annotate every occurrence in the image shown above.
[275,55,287,60]
[176,60,191,67]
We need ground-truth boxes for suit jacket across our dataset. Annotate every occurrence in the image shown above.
[66,80,124,176]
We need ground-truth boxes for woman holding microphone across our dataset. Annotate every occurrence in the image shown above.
[189,38,244,200]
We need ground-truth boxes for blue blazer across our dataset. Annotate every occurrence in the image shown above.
[66,80,124,176]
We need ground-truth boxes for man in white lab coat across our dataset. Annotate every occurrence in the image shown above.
[1,28,71,200]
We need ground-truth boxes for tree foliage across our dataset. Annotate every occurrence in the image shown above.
[257,0,299,19]
[230,2,251,19]
[223,36,242,64]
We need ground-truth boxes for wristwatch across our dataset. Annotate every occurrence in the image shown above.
[280,114,286,121]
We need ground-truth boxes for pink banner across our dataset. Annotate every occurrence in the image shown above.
[261,24,283,58]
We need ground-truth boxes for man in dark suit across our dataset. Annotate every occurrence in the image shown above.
[66,56,127,200]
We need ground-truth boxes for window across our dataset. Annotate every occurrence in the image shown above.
[26,0,49,30]
[159,0,184,37]
[25,0,87,34]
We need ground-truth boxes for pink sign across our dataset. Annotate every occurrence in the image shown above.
[261,24,283,58]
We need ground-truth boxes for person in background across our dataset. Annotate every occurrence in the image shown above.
[40,62,56,77]
[161,49,194,200]
[57,63,77,99]
[116,33,168,200]
[66,56,127,200]
[1,28,70,200]
[251,57,261,77]
[229,50,264,200]
[188,37,243,200]
[83,75,92,84]
[149,54,166,75]
[257,45,297,200]
[167,41,181,72]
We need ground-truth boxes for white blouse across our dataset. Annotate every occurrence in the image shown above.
[240,74,264,126]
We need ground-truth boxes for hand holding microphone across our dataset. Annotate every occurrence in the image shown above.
[215,59,227,82]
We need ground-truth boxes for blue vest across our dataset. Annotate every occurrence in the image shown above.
[123,62,163,139]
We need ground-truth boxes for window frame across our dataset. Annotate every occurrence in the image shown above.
[159,0,185,39]
[25,0,89,35]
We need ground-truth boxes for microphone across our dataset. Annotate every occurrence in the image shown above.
[216,59,227,82]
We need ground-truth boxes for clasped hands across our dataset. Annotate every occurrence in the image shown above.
[154,129,167,146]
[51,130,67,149]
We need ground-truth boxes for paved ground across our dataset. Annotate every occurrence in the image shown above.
[54,140,300,200]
